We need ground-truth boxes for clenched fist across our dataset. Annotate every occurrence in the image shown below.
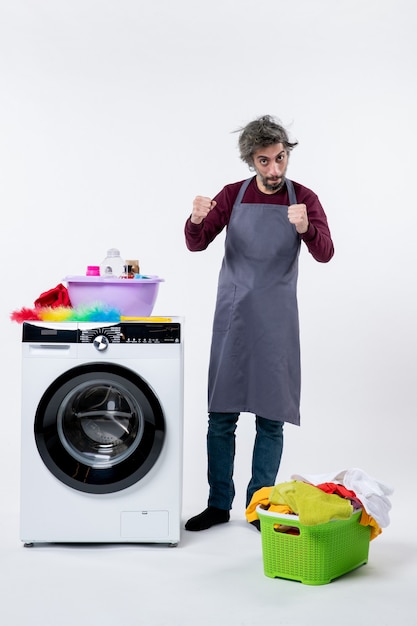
[191,196,217,224]
[288,203,309,234]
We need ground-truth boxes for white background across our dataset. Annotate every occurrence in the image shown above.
[0,3,415,621]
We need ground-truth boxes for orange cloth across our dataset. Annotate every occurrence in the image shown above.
[245,486,292,523]
[359,509,382,540]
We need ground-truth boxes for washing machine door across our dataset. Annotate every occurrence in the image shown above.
[34,363,165,494]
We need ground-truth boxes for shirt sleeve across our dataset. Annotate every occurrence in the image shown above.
[184,185,237,251]
[298,188,334,263]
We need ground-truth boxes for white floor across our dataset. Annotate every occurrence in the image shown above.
[1,486,415,626]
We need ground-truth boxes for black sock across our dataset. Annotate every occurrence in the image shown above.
[185,507,230,531]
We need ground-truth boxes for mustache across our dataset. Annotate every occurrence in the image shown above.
[263,176,285,190]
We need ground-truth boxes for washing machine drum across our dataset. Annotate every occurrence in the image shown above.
[34,363,166,494]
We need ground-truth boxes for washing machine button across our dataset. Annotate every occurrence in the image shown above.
[93,335,109,351]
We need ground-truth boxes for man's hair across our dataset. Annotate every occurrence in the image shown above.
[236,115,298,167]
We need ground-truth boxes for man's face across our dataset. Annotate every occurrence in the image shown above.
[252,143,289,194]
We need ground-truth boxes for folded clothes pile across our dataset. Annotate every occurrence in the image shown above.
[246,467,393,540]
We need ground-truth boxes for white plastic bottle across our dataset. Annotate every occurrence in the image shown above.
[100,248,125,278]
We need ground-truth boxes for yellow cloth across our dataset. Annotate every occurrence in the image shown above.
[269,481,353,525]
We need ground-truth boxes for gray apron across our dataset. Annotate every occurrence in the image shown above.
[208,177,301,424]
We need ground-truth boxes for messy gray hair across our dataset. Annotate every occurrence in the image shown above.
[236,115,298,167]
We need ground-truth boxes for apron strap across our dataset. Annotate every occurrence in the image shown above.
[285,178,297,205]
[234,178,252,205]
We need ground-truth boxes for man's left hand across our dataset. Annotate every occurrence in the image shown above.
[288,203,309,234]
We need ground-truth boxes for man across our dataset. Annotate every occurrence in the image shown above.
[184,115,334,531]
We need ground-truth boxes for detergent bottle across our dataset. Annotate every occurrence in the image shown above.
[100,248,125,277]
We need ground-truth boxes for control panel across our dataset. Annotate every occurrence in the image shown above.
[22,322,181,344]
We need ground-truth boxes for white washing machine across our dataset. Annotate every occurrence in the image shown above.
[20,318,184,546]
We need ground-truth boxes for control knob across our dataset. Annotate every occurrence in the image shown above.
[93,335,109,351]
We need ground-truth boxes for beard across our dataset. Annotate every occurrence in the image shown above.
[260,175,286,192]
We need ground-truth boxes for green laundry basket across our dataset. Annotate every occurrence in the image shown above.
[257,507,371,585]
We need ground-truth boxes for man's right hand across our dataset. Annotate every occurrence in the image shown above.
[191,196,217,224]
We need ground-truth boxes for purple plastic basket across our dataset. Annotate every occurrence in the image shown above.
[64,276,164,316]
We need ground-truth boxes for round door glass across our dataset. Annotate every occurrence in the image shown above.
[57,380,144,468]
